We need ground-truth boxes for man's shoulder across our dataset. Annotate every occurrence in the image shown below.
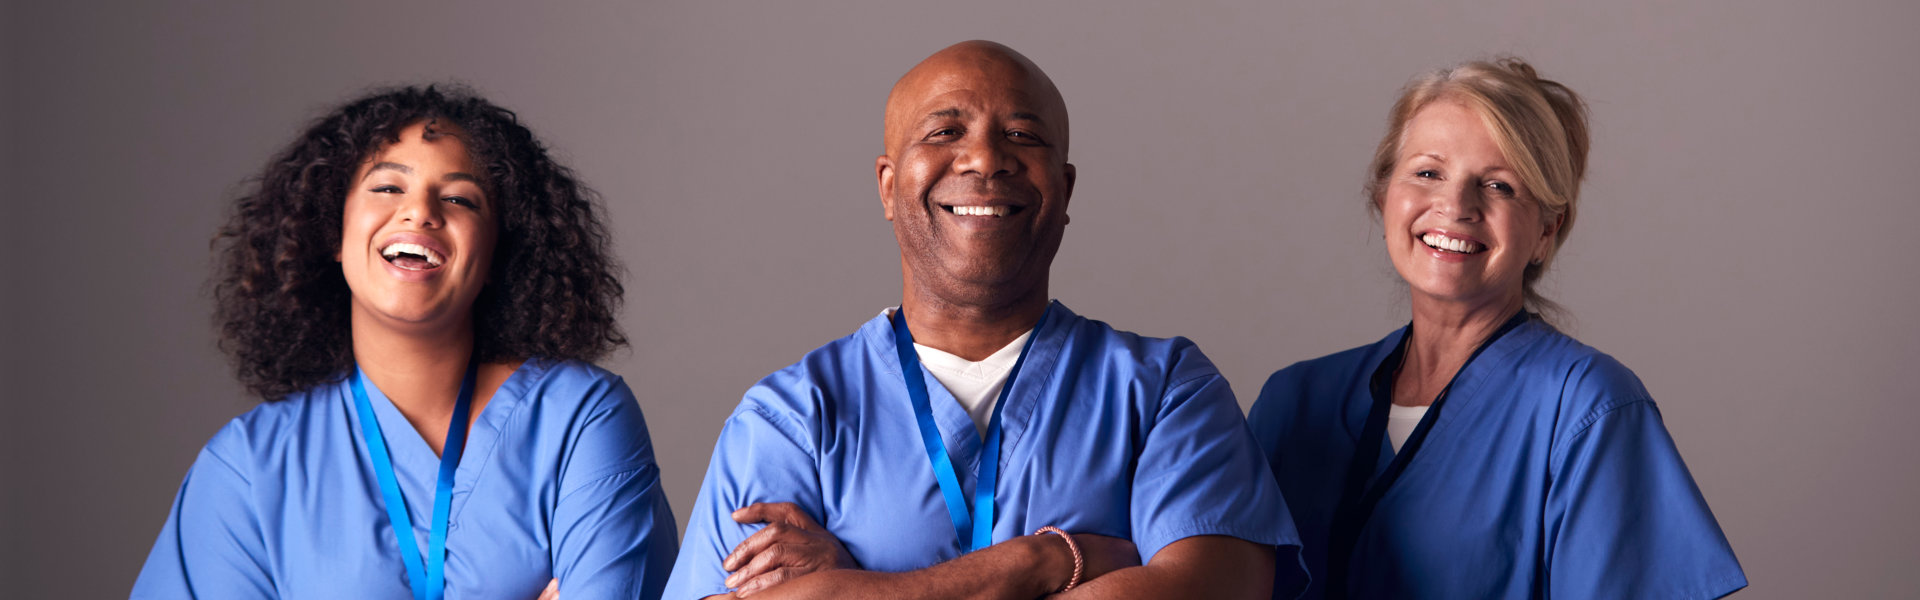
[1053,306,1215,383]
[729,316,889,433]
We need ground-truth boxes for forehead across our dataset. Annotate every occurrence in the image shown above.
[887,55,1067,134]
[1400,100,1505,162]
[908,63,1047,109]
[364,122,480,171]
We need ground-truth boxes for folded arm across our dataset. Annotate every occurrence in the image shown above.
[1056,535,1274,600]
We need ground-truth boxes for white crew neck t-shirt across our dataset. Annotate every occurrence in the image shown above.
[884,308,1032,435]
[1387,403,1429,452]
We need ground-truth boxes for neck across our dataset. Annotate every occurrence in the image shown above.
[900,278,1048,362]
[1403,291,1524,383]
[350,310,475,430]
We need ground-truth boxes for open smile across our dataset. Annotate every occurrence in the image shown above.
[379,241,446,271]
[941,204,1025,217]
[1421,232,1486,255]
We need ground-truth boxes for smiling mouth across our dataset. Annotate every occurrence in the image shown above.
[380,242,445,270]
[942,204,1022,217]
[1421,233,1486,255]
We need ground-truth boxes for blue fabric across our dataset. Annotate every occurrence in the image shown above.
[132,359,679,600]
[1249,320,1747,599]
[663,302,1305,600]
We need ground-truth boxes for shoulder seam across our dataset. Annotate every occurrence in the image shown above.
[744,403,819,462]
[1558,396,1656,455]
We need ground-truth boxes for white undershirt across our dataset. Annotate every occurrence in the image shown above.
[884,308,1032,435]
[1387,403,1430,453]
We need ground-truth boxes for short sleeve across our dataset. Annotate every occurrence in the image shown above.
[1545,364,1746,599]
[131,430,275,599]
[1127,346,1307,593]
[549,378,681,600]
[661,398,824,600]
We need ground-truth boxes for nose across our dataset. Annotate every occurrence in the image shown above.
[393,189,444,228]
[951,132,1019,178]
[1432,180,1484,222]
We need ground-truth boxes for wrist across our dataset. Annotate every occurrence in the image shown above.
[1019,532,1072,596]
[1030,526,1082,593]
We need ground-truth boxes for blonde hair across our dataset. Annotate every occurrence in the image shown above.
[1364,57,1590,318]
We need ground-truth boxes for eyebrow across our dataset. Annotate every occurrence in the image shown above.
[442,172,482,185]
[923,108,1050,125]
[363,162,412,180]
[360,162,482,186]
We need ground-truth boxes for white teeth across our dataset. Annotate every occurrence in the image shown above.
[379,242,444,267]
[1421,233,1481,254]
[951,205,1012,217]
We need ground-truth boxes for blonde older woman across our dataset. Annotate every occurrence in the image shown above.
[1248,59,1745,599]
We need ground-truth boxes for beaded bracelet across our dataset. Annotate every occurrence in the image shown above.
[1032,526,1083,593]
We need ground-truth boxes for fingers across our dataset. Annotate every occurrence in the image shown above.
[734,567,803,598]
[535,578,559,600]
[725,542,789,590]
[731,502,817,530]
[723,521,796,571]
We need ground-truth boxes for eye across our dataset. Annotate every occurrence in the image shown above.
[1486,181,1517,197]
[371,184,403,194]
[928,127,961,139]
[442,195,479,209]
[1007,130,1048,146]
[1413,169,1440,179]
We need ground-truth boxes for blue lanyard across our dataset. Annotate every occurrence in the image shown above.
[890,306,1047,553]
[350,361,478,600]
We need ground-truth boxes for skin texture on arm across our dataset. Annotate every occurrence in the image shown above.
[720,509,1269,600]
[1055,536,1274,600]
[713,530,1140,600]
[720,502,1142,600]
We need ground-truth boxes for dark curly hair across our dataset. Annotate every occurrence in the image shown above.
[213,85,626,401]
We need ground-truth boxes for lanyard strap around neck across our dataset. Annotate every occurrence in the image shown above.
[1325,311,1529,599]
[351,360,478,600]
[891,306,1047,553]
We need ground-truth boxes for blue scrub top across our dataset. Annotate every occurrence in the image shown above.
[1249,319,1746,599]
[133,358,679,599]
[663,302,1305,599]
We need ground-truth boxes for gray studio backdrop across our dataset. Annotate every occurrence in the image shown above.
[4,1,1916,597]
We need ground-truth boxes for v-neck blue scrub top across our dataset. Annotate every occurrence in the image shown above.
[662,302,1306,600]
[1249,319,1746,599]
[132,358,678,599]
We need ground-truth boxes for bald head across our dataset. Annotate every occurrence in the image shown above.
[883,41,1070,158]
[872,41,1075,339]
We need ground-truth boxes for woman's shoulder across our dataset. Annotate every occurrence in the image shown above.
[1261,329,1404,399]
[1503,323,1658,432]
[1508,323,1650,399]
[512,357,630,402]
[198,379,353,477]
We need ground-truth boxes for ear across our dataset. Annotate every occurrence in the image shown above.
[876,154,897,221]
[1061,162,1077,225]
[1536,211,1566,263]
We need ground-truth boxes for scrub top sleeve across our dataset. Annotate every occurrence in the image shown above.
[131,437,275,599]
[1128,352,1300,567]
[549,379,680,600]
[662,399,824,600]
[1545,364,1746,599]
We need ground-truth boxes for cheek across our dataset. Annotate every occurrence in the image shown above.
[1378,193,1418,238]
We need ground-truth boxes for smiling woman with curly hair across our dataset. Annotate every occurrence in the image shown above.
[134,85,677,600]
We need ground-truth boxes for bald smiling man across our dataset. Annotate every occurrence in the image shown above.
[663,41,1306,600]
